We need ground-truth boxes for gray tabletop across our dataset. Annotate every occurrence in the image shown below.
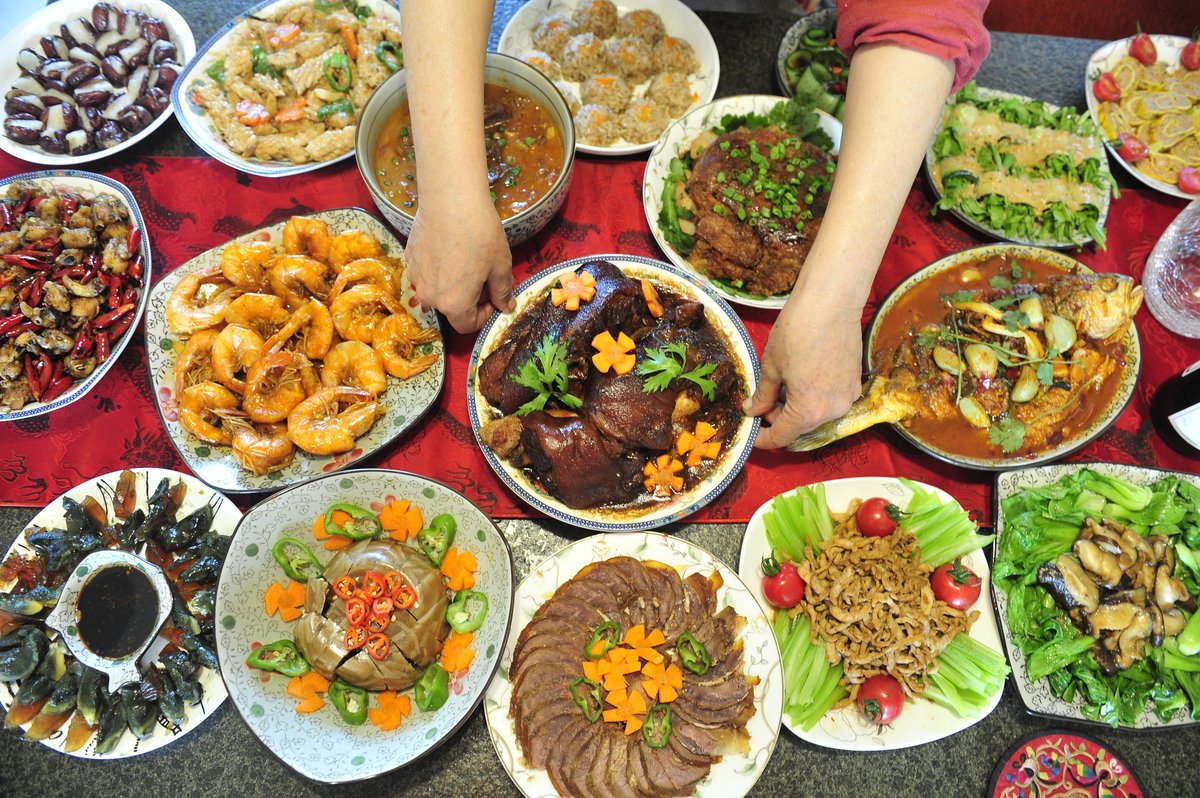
[1,2,1194,797]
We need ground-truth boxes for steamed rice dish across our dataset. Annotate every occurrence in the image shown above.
[575,103,619,146]
[582,74,632,113]
[532,13,576,58]
[522,49,561,80]
[618,9,665,44]
[572,0,619,38]
[647,71,692,115]
[654,35,699,73]
[620,97,668,143]
[561,32,611,81]
[607,35,656,82]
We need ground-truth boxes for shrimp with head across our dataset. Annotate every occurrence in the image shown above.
[230,420,296,476]
[244,349,320,423]
[178,381,241,445]
[286,386,381,455]
[328,229,385,269]
[330,284,405,343]
[373,312,440,379]
[269,254,332,309]
[224,292,291,339]
[281,216,332,262]
[220,239,275,291]
[261,297,334,360]
[328,258,402,301]
[174,329,219,390]
[166,266,242,335]
[210,324,265,394]
[321,341,388,396]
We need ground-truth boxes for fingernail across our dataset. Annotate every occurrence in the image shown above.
[742,397,753,413]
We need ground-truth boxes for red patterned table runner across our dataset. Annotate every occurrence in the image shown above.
[1,151,1197,523]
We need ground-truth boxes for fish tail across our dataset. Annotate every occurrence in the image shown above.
[786,382,916,452]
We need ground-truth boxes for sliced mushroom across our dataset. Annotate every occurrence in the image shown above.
[1114,607,1152,672]
[1075,538,1124,589]
[1038,556,1100,614]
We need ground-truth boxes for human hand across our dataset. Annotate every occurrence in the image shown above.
[405,195,513,334]
[744,290,865,449]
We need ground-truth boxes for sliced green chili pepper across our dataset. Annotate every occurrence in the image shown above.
[328,679,369,725]
[314,0,341,11]
[568,676,602,723]
[324,503,381,540]
[414,663,450,711]
[676,631,711,675]
[271,537,324,582]
[352,2,373,20]
[375,40,403,73]
[642,702,672,748]
[416,513,456,565]
[323,52,353,92]
[446,589,488,633]
[316,98,354,121]
[245,640,311,677]
[205,58,226,86]
[585,620,622,660]
[251,44,280,78]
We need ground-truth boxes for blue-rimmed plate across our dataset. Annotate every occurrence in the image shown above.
[170,0,402,178]
[467,254,759,531]
[0,170,152,422]
[483,531,782,798]
[215,469,514,782]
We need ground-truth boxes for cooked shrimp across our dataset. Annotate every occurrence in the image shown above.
[166,266,241,335]
[321,341,388,396]
[178,381,241,445]
[174,329,219,390]
[286,386,381,455]
[281,216,331,262]
[244,350,320,423]
[230,420,295,476]
[373,312,440,379]
[220,240,275,291]
[330,284,405,343]
[328,258,401,301]
[269,254,332,308]
[210,324,265,394]
[261,298,334,360]
[224,292,291,339]
[328,229,385,269]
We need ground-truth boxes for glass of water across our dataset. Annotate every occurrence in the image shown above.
[1144,199,1200,338]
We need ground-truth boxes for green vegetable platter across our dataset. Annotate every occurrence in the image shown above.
[642,94,841,309]
[738,477,1007,750]
[993,463,1200,729]
[213,469,514,782]
[924,84,1114,250]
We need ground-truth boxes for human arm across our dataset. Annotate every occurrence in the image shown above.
[399,0,514,333]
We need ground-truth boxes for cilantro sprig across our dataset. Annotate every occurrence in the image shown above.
[987,375,1101,453]
[510,334,583,416]
[636,341,718,400]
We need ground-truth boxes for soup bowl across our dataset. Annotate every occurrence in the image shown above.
[356,52,576,247]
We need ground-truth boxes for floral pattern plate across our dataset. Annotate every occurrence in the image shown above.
[737,477,1005,751]
[989,729,1144,798]
[466,254,760,531]
[866,244,1141,471]
[483,531,782,798]
[0,468,239,758]
[642,95,842,309]
[170,0,401,178]
[213,469,514,783]
[498,0,720,156]
[0,171,152,422]
[993,462,1200,729]
[143,207,444,495]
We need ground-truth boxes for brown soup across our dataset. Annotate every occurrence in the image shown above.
[373,83,564,220]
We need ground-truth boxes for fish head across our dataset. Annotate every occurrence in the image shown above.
[1042,273,1143,341]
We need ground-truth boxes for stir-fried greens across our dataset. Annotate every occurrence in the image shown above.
[994,468,1200,726]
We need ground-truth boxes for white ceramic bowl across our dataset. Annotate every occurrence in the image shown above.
[0,170,152,422]
[356,51,575,246]
[0,0,195,165]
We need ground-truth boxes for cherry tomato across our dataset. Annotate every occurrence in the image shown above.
[855,497,902,537]
[1130,32,1157,66]
[1178,167,1200,194]
[1183,39,1200,71]
[1092,71,1121,102]
[761,557,805,608]
[856,674,904,725]
[930,559,982,610]
[1116,132,1149,163]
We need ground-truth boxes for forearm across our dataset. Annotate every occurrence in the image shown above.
[792,42,954,310]
[399,0,495,211]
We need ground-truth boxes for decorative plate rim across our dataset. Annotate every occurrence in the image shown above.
[864,243,1142,471]
[482,530,783,798]
[0,169,153,422]
[466,253,760,531]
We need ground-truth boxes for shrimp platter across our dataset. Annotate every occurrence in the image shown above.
[144,209,444,493]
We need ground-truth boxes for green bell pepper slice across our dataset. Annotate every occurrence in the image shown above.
[446,589,488,634]
[245,640,310,677]
[375,40,402,73]
[642,702,672,748]
[677,631,711,675]
[417,514,457,566]
[324,503,381,539]
[328,679,369,725]
[585,620,621,660]
[568,676,602,723]
[323,52,353,92]
[414,663,450,711]
[271,536,324,582]
[316,98,354,121]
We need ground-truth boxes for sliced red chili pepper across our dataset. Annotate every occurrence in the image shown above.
[0,202,11,230]
[24,355,41,401]
[119,286,138,309]
[30,236,58,251]
[128,255,144,281]
[365,633,390,661]
[7,321,37,338]
[332,576,357,599]
[106,273,122,308]
[109,312,135,342]
[93,303,134,329]
[345,596,369,627]
[393,585,416,611]
[362,570,386,600]
[383,570,405,596]
[37,351,53,394]
[0,314,24,336]
[95,331,111,363]
[127,224,141,255]
[371,596,393,618]
[365,614,389,634]
[28,276,45,307]
[61,194,78,219]
[344,626,367,650]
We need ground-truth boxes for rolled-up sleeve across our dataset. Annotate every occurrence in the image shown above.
[836,0,991,90]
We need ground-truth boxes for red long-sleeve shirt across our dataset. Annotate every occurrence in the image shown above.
[837,0,991,90]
